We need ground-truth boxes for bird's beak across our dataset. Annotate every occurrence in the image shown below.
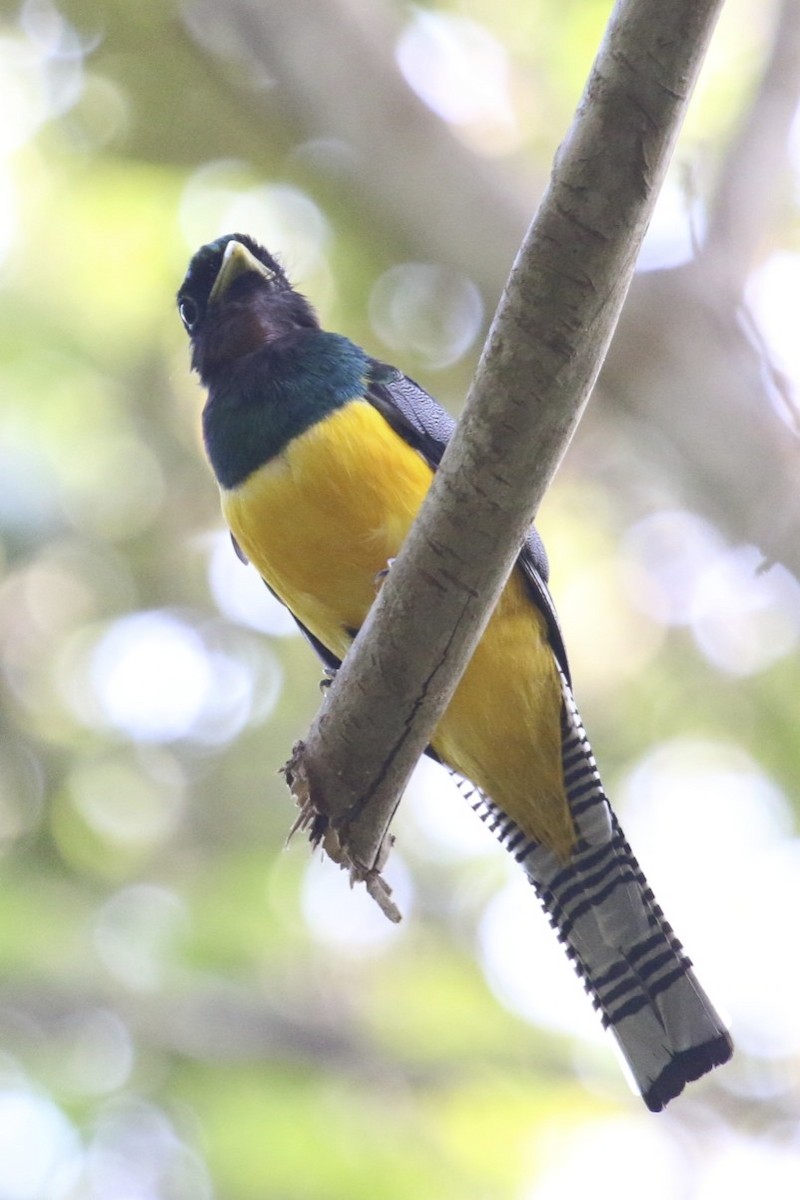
[208,240,276,304]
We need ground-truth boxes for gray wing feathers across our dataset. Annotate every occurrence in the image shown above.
[366,361,570,678]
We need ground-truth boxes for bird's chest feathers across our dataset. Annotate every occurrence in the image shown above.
[221,400,433,654]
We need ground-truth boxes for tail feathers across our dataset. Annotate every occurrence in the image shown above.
[451,673,732,1111]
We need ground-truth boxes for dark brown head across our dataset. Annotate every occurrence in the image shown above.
[177,234,319,382]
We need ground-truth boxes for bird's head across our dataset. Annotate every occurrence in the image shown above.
[177,234,319,380]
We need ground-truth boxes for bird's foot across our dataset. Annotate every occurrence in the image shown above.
[319,665,338,693]
[374,557,396,591]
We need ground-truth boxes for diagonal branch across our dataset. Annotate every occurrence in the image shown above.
[179,0,532,285]
[59,0,800,570]
[703,0,800,289]
[285,0,726,913]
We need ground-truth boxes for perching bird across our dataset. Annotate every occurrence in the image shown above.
[178,233,732,1110]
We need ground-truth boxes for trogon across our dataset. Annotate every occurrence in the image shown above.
[177,233,732,1110]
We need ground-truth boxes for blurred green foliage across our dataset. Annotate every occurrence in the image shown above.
[0,0,798,1197]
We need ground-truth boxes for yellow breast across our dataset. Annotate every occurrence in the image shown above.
[221,398,573,855]
[221,400,434,659]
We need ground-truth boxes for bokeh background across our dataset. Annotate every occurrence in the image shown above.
[0,0,799,1196]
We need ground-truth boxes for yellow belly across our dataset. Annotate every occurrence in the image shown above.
[222,400,573,855]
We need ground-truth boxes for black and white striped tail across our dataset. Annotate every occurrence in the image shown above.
[454,671,732,1111]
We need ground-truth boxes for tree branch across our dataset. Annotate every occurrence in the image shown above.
[703,0,800,289]
[285,0,726,912]
[60,0,800,571]
[179,0,533,283]
[597,0,800,577]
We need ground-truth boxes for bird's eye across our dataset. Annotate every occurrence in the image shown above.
[179,296,200,332]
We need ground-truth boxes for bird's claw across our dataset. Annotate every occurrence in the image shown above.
[319,666,338,692]
[374,557,396,590]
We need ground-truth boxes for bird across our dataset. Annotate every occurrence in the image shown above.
[177,232,733,1111]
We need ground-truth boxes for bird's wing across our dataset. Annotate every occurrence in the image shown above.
[364,360,455,469]
[365,359,572,683]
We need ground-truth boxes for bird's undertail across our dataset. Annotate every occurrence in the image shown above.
[452,671,732,1112]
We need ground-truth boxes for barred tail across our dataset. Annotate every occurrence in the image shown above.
[456,672,732,1111]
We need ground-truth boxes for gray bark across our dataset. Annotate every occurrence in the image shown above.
[284,0,727,912]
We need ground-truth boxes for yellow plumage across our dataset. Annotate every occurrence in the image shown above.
[222,399,575,858]
[179,234,734,1110]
